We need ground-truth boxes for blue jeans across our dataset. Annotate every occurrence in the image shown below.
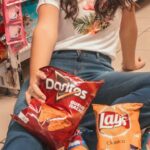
[3,50,150,150]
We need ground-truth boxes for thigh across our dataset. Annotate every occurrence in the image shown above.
[3,121,45,150]
[94,71,150,105]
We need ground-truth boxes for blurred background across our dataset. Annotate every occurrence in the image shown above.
[0,0,150,149]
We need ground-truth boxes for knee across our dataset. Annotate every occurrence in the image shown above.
[4,122,43,150]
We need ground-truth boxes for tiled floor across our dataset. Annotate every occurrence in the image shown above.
[0,1,150,149]
[0,95,16,149]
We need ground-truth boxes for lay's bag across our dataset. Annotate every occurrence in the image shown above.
[93,103,143,150]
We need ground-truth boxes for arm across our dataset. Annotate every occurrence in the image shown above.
[26,4,59,103]
[119,6,145,71]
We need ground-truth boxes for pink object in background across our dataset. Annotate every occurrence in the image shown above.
[2,0,27,53]
[8,5,21,21]
[9,24,21,39]
[83,0,95,10]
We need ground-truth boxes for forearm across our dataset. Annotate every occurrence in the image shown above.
[120,7,138,68]
[30,25,57,84]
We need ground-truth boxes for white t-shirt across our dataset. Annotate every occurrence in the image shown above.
[37,0,122,60]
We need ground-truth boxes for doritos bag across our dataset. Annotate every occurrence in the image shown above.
[93,103,143,150]
[12,66,104,150]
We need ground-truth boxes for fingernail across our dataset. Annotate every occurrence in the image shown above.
[38,99,45,103]
[41,100,45,103]
[43,74,47,79]
[42,95,46,100]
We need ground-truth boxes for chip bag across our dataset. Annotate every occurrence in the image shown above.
[12,66,104,150]
[93,103,143,150]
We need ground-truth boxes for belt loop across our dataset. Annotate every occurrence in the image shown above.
[77,50,81,56]
[96,52,100,59]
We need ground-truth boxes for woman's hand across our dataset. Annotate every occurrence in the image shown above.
[25,70,47,105]
[122,57,145,71]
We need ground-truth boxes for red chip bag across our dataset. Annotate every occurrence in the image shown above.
[93,103,143,150]
[12,66,104,150]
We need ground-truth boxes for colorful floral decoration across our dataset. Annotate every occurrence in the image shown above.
[73,12,113,35]
[73,0,114,35]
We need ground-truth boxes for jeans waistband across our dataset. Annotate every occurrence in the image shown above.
[53,50,111,62]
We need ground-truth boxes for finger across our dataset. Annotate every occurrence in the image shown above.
[140,61,146,68]
[31,92,45,103]
[36,70,47,80]
[32,84,46,100]
[25,91,32,105]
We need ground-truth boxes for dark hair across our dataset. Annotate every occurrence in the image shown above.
[60,0,135,20]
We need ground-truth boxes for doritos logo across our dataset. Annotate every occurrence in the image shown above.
[99,112,130,129]
[46,71,88,100]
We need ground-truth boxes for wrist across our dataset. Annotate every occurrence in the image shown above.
[122,62,136,71]
[29,77,38,85]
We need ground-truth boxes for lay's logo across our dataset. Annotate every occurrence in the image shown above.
[99,112,130,129]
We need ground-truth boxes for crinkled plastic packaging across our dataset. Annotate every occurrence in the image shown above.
[12,66,104,150]
[93,103,143,150]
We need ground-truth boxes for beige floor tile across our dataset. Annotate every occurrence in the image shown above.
[136,18,150,34]
[136,1,150,18]
[112,50,150,72]
[136,4,150,33]
[136,31,150,51]
[0,96,16,141]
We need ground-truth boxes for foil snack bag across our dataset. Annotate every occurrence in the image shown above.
[12,66,104,150]
[93,103,143,150]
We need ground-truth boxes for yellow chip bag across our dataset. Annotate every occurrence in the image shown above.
[93,103,143,150]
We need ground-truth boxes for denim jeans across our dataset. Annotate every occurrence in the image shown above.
[3,50,150,150]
